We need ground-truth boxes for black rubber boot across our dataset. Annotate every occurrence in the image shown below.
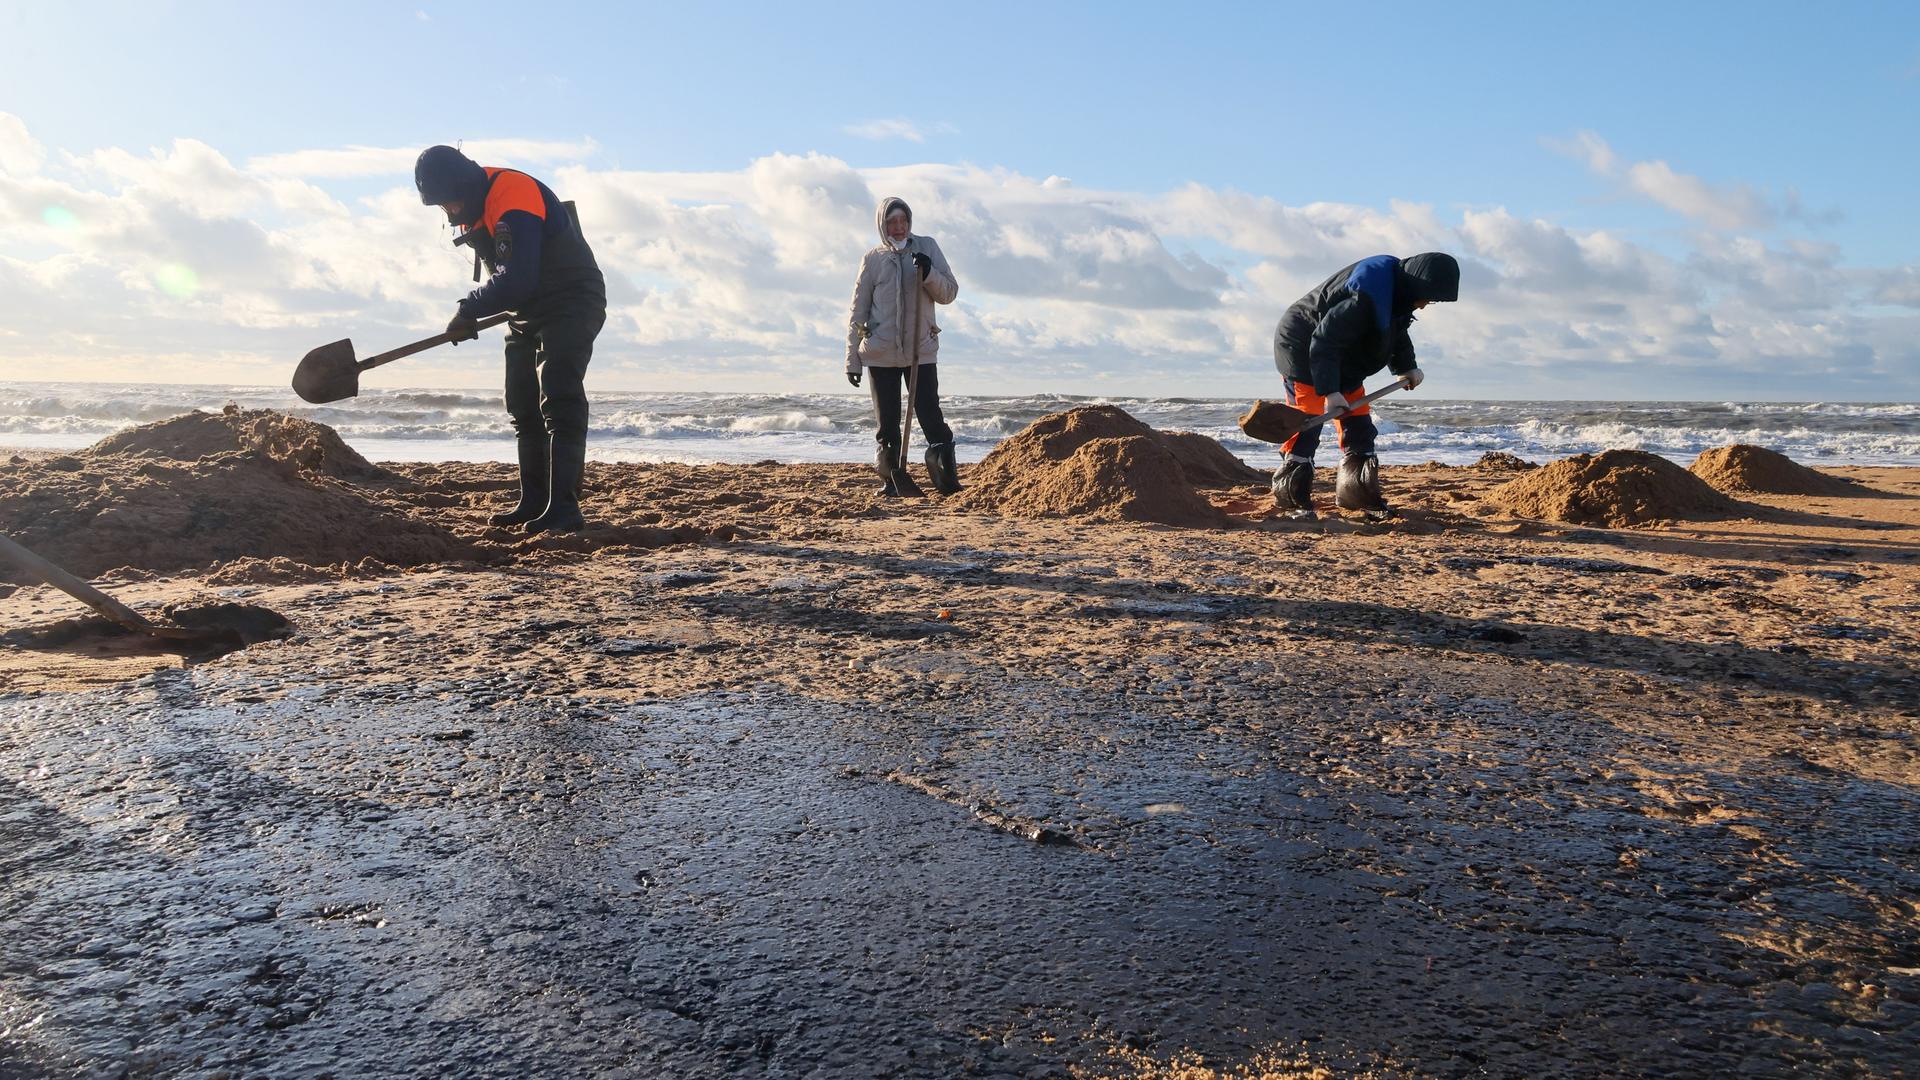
[524,434,587,534]
[1335,452,1390,519]
[875,442,923,498]
[1271,458,1316,520]
[923,441,962,495]
[488,436,550,527]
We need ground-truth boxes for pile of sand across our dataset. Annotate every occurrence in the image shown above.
[1159,431,1268,489]
[1486,449,1745,528]
[1689,444,1862,496]
[86,404,384,481]
[1,412,489,579]
[1474,451,1538,471]
[953,406,1231,527]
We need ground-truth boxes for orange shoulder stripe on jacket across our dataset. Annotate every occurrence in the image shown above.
[481,168,547,229]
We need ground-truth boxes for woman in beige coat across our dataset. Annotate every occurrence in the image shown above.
[845,196,961,496]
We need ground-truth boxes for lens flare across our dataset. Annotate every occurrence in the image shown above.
[154,263,200,298]
[41,206,78,231]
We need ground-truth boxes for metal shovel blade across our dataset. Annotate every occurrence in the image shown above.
[1238,399,1315,444]
[292,338,360,404]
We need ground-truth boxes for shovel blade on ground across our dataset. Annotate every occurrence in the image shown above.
[292,339,360,404]
[1238,399,1317,444]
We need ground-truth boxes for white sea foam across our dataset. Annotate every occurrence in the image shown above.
[3,380,1916,466]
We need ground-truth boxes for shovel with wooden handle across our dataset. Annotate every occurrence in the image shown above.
[292,312,513,404]
[888,247,926,498]
[0,533,234,643]
[1237,376,1413,445]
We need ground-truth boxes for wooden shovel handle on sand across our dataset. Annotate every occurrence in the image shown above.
[0,533,222,642]
[1238,376,1413,445]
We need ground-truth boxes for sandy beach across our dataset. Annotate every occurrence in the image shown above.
[2,407,1916,1077]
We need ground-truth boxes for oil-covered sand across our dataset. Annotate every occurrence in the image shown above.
[1,410,1917,1078]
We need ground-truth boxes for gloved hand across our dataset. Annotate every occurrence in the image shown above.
[446,312,478,345]
[1402,367,1426,390]
[913,252,932,281]
[1321,391,1351,418]
[846,371,862,388]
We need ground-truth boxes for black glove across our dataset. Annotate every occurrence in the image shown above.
[446,312,478,345]
[846,371,862,388]
[913,252,932,281]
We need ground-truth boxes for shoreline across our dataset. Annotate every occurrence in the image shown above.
[8,383,1920,470]
[2,418,1917,1076]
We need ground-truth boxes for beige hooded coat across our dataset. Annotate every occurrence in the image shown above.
[845,196,959,374]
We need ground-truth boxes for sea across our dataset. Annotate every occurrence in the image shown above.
[3,381,1918,468]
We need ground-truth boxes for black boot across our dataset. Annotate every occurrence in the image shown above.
[488,435,550,527]
[525,434,587,533]
[923,441,962,495]
[1335,452,1390,519]
[875,442,923,498]
[1271,457,1316,519]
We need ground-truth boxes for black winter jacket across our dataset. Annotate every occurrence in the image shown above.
[1273,253,1457,395]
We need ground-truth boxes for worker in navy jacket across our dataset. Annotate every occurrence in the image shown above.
[416,144,607,533]
[1271,252,1459,519]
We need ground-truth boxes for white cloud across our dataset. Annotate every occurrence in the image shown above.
[1623,158,1773,232]
[0,113,44,176]
[843,119,956,143]
[845,119,923,142]
[0,112,1913,398]
[248,138,599,178]
[1875,267,1920,308]
[1549,130,1779,231]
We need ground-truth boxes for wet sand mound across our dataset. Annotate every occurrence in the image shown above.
[0,448,487,579]
[1487,449,1745,528]
[1160,431,1268,488]
[87,405,384,481]
[1475,451,1538,472]
[955,406,1226,526]
[1689,444,1863,497]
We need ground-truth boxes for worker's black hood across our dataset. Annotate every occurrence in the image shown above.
[415,145,489,216]
[1399,252,1460,303]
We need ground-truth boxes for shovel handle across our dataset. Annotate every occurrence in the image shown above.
[1294,377,1410,435]
[358,312,514,372]
[0,532,161,634]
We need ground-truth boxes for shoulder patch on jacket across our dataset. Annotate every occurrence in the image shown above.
[493,220,513,267]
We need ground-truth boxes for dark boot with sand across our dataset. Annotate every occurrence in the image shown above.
[1271,458,1316,519]
[489,435,550,527]
[1336,452,1390,519]
[525,434,586,534]
[875,440,923,498]
[923,441,962,495]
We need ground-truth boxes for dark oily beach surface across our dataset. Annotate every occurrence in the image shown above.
[2,456,1919,1077]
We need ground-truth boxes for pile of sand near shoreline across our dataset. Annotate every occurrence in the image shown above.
[0,450,490,580]
[1474,451,1538,471]
[1689,444,1864,496]
[1158,431,1268,489]
[85,404,386,481]
[953,406,1240,527]
[1486,449,1746,528]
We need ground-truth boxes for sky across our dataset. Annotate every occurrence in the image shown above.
[1,1,1916,400]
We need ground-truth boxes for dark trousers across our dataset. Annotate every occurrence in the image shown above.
[868,364,954,447]
[503,309,605,441]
